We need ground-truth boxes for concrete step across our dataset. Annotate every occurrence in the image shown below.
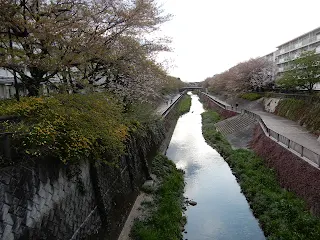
[215,114,257,136]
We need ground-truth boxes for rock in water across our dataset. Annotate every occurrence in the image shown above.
[188,200,197,206]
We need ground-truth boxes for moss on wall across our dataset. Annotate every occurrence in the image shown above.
[275,98,320,134]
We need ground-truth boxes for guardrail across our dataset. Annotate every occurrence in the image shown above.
[201,92,320,168]
[264,92,311,100]
[201,92,242,113]
[242,109,320,167]
[161,91,186,118]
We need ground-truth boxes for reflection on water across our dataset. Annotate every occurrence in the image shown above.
[166,94,265,240]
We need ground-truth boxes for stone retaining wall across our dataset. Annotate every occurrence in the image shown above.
[0,99,183,240]
[0,127,164,240]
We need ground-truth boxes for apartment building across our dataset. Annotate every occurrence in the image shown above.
[276,26,320,73]
[265,52,276,63]
[0,69,24,99]
[265,26,320,90]
[0,69,57,99]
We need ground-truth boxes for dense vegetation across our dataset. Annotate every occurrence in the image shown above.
[178,94,192,115]
[160,77,185,95]
[203,57,275,95]
[0,0,184,103]
[132,154,185,240]
[275,97,320,134]
[0,93,163,166]
[203,51,320,96]
[239,92,262,101]
[201,110,320,239]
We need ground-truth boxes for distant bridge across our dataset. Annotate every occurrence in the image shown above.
[179,86,203,92]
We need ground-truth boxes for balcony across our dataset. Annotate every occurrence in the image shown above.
[276,37,320,57]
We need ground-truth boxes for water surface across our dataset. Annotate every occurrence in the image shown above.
[166,94,265,240]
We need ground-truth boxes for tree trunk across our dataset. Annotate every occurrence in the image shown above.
[21,75,41,97]
[26,68,47,96]
[308,83,314,94]
[26,82,41,96]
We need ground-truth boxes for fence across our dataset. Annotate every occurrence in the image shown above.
[201,92,242,113]
[264,92,312,100]
[201,92,320,168]
[161,91,186,118]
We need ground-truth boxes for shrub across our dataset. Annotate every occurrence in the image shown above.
[0,93,160,165]
[239,92,262,101]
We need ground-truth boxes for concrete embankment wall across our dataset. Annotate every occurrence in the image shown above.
[0,101,182,239]
[251,126,320,216]
[200,92,320,216]
[263,98,281,113]
[199,94,237,119]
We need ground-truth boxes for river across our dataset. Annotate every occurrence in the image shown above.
[166,93,265,240]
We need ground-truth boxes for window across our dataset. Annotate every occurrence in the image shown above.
[295,42,302,48]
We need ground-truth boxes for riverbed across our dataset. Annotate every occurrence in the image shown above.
[166,93,265,240]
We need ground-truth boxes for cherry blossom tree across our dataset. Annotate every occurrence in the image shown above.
[0,0,171,98]
[204,57,276,94]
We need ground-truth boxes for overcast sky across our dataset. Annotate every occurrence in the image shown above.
[156,0,320,82]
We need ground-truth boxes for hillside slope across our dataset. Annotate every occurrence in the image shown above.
[274,98,320,135]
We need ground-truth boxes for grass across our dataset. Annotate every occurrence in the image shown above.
[276,98,320,133]
[131,154,185,240]
[178,94,191,115]
[201,110,320,240]
[239,92,262,101]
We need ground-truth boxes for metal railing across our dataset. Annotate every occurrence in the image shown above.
[201,92,242,113]
[161,91,186,118]
[264,92,312,100]
[201,92,320,168]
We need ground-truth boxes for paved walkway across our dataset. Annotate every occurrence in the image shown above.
[206,93,320,155]
[252,110,320,154]
[205,93,231,107]
[157,93,182,115]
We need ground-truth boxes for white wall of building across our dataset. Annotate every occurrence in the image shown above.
[0,69,13,78]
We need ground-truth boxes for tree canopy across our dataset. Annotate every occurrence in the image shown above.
[204,57,275,95]
[277,50,320,92]
[0,0,176,100]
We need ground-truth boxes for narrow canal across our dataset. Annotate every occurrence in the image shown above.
[166,93,265,240]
